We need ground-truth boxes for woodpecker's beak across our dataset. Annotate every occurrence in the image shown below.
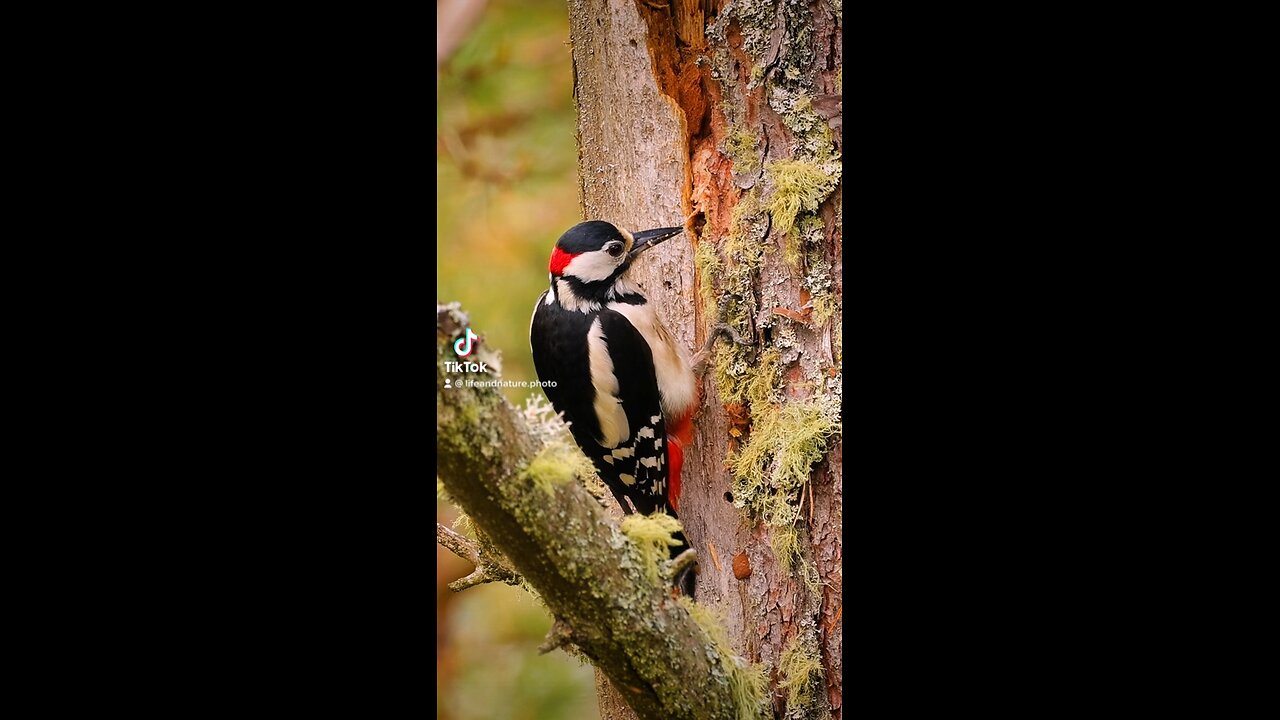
[628,226,684,259]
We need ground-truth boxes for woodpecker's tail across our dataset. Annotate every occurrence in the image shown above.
[664,396,698,596]
[665,385,699,596]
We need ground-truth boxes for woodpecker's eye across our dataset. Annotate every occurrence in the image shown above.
[606,243,624,258]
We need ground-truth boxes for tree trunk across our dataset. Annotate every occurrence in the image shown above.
[569,1,842,718]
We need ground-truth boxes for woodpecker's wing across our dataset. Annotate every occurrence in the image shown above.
[593,308,671,516]
[530,296,671,516]
[530,296,624,473]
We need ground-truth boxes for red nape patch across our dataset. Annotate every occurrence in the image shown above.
[549,247,579,276]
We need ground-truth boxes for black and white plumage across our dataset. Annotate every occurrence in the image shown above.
[530,220,696,532]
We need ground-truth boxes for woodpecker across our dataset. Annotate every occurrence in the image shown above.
[530,220,697,585]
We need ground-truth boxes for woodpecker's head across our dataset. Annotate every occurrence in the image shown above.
[547,221,683,309]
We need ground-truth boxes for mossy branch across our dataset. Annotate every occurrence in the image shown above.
[436,302,753,720]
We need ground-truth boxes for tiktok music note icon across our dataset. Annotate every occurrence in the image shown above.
[453,328,478,357]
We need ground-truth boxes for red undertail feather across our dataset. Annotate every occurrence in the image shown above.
[666,408,694,513]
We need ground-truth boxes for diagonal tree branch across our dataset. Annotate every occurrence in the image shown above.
[436,523,480,565]
[436,522,522,591]
[436,302,743,720]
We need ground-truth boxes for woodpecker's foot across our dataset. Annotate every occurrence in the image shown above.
[670,549,699,598]
[692,324,749,376]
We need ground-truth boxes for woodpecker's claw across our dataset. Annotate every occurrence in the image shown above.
[692,324,750,376]
[670,548,698,578]
[670,549,699,598]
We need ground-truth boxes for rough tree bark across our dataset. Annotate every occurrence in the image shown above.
[568,0,842,718]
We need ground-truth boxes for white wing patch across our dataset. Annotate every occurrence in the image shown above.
[619,473,636,486]
[611,447,634,459]
[587,317,629,448]
[640,456,660,468]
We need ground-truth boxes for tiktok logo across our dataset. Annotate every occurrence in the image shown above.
[453,327,479,357]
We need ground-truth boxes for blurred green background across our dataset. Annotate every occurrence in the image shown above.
[437,0,593,718]
[437,0,582,406]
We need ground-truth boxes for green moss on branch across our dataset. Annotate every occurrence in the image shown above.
[679,597,770,720]
[621,513,685,585]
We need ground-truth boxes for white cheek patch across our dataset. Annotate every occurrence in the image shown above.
[563,249,623,283]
